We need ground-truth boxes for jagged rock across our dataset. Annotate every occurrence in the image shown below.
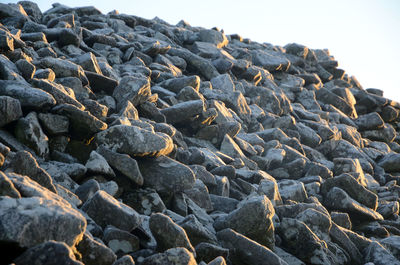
[141,247,197,265]
[278,180,308,203]
[85,151,115,178]
[14,241,83,265]
[217,228,288,265]
[0,96,22,127]
[0,171,21,198]
[324,187,383,221]
[213,195,275,248]
[161,99,205,124]
[76,232,117,265]
[364,241,400,265]
[74,179,100,203]
[149,213,195,254]
[139,155,196,194]
[95,125,173,157]
[0,196,86,248]
[103,226,140,255]
[81,190,141,231]
[178,214,218,246]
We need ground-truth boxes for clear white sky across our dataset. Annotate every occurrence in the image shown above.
[7,0,400,102]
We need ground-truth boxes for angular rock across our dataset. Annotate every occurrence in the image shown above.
[76,232,117,265]
[95,125,173,157]
[85,151,115,178]
[141,247,197,265]
[161,99,205,124]
[0,96,22,127]
[0,196,86,248]
[103,226,140,255]
[81,190,141,231]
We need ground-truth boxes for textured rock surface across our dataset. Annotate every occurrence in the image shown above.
[1,2,400,264]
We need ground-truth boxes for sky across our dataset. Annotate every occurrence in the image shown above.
[6,0,400,102]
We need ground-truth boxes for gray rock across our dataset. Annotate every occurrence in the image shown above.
[159,75,200,93]
[364,241,400,265]
[81,190,141,231]
[15,112,49,158]
[295,208,331,241]
[149,213,195,253]
[112,75,151,106]
[355,112,384,131]
[39,57,88,85]
[74,179,100,203]
[330,212,352,229]
[217,228,288,265]
[103,226,140,255]
[161,99,205,124]
[0,171,21,198]
[321,173,378,210]
[112,255,135,265]
[178,214,218,246]
[97,145,143,185]
[8,150,56,193]
[53,103,107,139]
[141,247,197,265]
[257,177,283,206]
[0,80,56,110]
[380,236,400,260]
[0,96,22,127]
[14,241,83,265]
[195,242,229,264]
[329,222,363,265]
[123,188,166,215]
[184,179,213,212]
[0,196,86,247]
[199,29,228,48]
[378,152,400,172]
[95,125,173,157]
[278,180,308,203]
[139,155,196,194]
[252,50,290,72]
[209,194,238,213]
[76,232,117,265]
[213,195,275,248]
[85,151,115,178]
[324,187,383,221]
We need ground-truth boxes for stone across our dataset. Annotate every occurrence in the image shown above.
[122,188,166,215]
[74,179,100,203]
[103,226,140,255]
[217,228,288,265]
[149,213,195,253]
[97,145,144,185]
[378,153,400,172]
[8,150,56,193]
[0,80,56,110]
[81,190,141,231]
[0,171,21,198]
[252,50,290,71]
[13,241,83,265]
[53,103,107,139]
[0,196,86,248]
[38,113,69,135]
[161,99,205,124]
[95,125,173,157]
[184,179,213,212]
[77,232,117,265]
[141,247,197,265]
[0,96,22,127]
[139,155,196,194]
[159,75,200,93]
[324,187,383,221]
[199,29,228,48]
[195,243,229,264]
[380,236,400,260]
[112,256,136,265]
[112,75,151,106]
[213,195,275,248]
[178,214,218,246]
[278,180,308,203]
[85,151,115,178]
[39,57,88,85]
[364,241,400,265]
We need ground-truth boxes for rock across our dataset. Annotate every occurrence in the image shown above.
[141,247,197,265]
[161,99,205,124]
[112,255,135,265]
[8,150,56,193]
[13,241,83,265]
[112,75,151,106]
[15,112,49,158]
[278,180,308,203]
[0,96,22,127]
[53,103,107,139]
[324,187,383,221]
[95,125,173,157]
[378,152,400,172]
[39,57,88,85]
[97,145,143,185]
[81,190,141,231]
[0,80,56,110]
[195,243,229,263]
[38,113,69,135]
[178,214,218,246]
[76,232,117,265]
[139,155,196,194]
[355,112,384,130]
[0,196,86,248]
[213,195,275,248]
[380,236,400,260]
[85,71,118,94]
[85,151,115,178]
[0,171,21,198]
[217,228,288,265]
[122,188,166,215]
[103,226,140,255]
[321,173,378,210]
[159,75,200,93]
[149,213,195,254]
[364,241,400,265]
[251,50,291,72]
[74,179,100,203]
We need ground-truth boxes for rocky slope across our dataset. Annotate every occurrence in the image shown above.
[1,2,400,265]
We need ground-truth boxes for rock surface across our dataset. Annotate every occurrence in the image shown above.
[0,2,400,265]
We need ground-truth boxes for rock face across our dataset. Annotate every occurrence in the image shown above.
[1,2,400,265]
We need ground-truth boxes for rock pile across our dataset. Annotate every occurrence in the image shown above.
[1,2,400,265]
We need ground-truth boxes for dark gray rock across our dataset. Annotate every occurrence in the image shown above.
[364,241,400,265]
[0,80,56,110]
[38,113,69,135]
[95,125,173,157]
[74,179,100,203]
[14,241,83,265]
[39,57,88,85]
[378,152,400,172]
[213,195,275,248]
[161,99,205,124]
[217,228,288,265]
[81,190,141,231]
[178,214,218,246]
[112,75,151,106]
[149,213,195,253]
[0,171,21,198]
[0,96,22,127]
[76,232,117,265]
[251,50,290,72]
[85,151,115,178]
[103,226,140,255]
[141,247,197,265]
[0,196,86,248]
